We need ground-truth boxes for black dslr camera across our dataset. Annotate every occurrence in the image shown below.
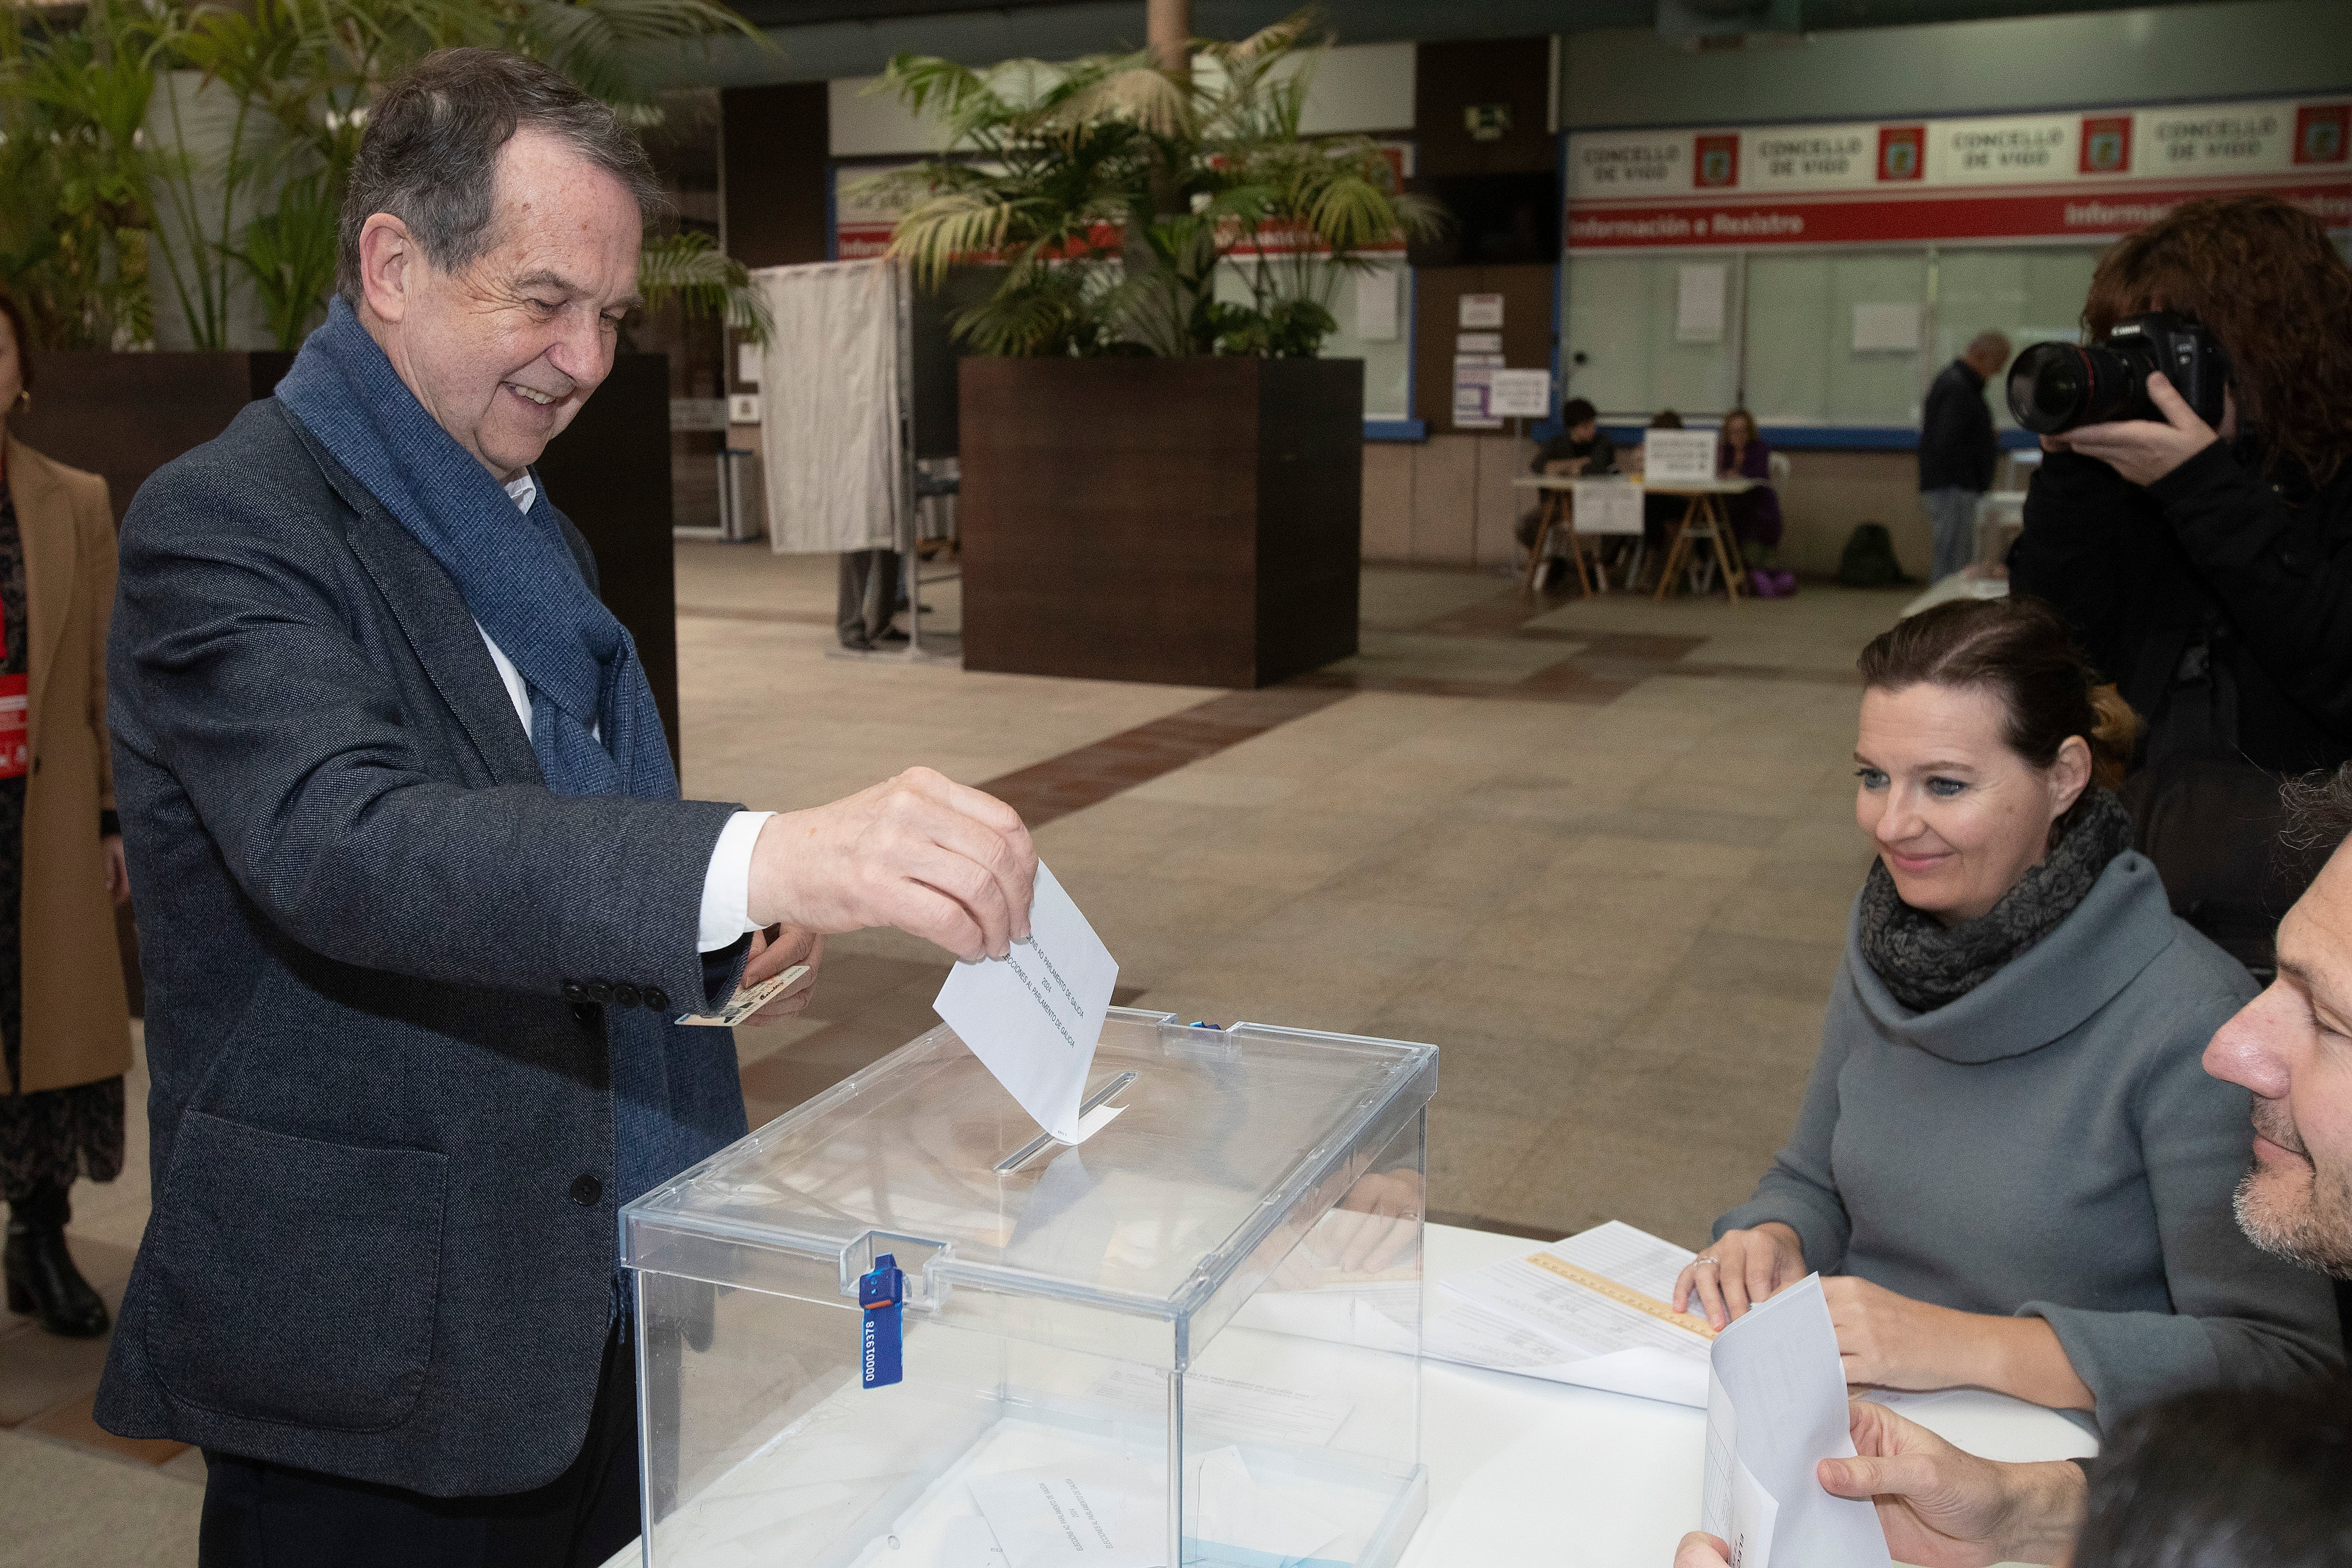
[2005,311,2231,435]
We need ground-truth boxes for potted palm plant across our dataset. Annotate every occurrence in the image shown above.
[1,0,769,754]
[860,16,1440,688]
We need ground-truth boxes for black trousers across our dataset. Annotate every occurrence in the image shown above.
[835,548,900,647]
[199,1326,639,1568]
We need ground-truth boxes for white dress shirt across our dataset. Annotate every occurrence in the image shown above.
[488,473,771,954]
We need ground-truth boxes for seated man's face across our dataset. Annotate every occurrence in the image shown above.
[1569,419,1598,444]
[2205,845,2352,1276]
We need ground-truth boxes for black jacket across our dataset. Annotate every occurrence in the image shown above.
[1532,431,1615,476]
[1919,359,1998,493]
[95,399,751,1495]
[2010,438,2352,778]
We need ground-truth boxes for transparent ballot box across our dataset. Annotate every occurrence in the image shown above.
[622,1007,1438,1568]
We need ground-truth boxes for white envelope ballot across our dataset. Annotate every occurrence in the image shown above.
[935,862,1122,1146]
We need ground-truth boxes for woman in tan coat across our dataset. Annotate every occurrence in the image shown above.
[0,289,133,1338]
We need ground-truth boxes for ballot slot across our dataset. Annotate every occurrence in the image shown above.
[624,1008,1438,1568]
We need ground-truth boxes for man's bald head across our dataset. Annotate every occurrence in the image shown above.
[1964,332,2012,379]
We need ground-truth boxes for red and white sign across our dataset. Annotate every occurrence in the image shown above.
[1566,95,2351,250]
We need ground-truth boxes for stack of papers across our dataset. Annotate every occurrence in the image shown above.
[1427,1221,1715,1407]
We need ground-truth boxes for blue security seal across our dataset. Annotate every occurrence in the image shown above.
[859,1252,906,1390]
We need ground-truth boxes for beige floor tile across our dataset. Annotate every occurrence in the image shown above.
[0,1428,204,1568]
[1423,1103,1557,1224]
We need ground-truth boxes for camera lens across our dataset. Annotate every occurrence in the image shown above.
[2008,344,2095,434]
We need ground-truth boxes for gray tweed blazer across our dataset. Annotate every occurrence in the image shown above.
[95,397,750,1496]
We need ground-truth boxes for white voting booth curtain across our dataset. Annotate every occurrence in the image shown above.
[754,260,902,554]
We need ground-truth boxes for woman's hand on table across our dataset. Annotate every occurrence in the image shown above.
[1821,1275,1969,1389]
[1672,1223,1803,1329]
[1825,1278,2096,1410]
[737,926,823,1025]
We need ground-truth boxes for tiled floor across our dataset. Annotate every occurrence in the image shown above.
[3,543,1911,1557]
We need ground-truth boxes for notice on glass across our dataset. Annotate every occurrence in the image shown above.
[1677,263,1728,344]
[1355,269,1400,342]
[934,862,1122,1146]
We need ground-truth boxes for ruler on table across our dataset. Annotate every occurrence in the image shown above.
[1527,1251,1716,1340]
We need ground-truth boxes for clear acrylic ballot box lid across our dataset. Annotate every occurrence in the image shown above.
[623,1007,1438,1568]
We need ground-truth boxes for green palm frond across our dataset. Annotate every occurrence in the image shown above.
[638,229,771,342]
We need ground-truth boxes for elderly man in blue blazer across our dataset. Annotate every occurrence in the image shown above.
[95,48,1035,1568]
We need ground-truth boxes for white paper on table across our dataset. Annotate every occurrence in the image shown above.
[1700,1274,1891,1568]
[935,862,1122,1146]
[1192,1447,1343,1563]
[933,1515,1013,1568]
[1434,1221,1712,1407]
[1088,1365,1352,1447]
[969,1457,1158,1568]
[1571,478,1644,536]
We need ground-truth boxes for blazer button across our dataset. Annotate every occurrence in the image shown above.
[563,981,588,1004]
[585,980,613,1004]
[613,982,642,1009]
[643,987,670,1013]
[570,1174,603,1207]
[570,1001,598,1027]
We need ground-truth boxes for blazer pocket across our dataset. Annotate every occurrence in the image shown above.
[148,1110,446,1432]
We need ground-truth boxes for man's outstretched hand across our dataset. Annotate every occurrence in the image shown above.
[1669,1402,2084,1568]
[1821,1400,2085,1568]
[746,767,1037,963]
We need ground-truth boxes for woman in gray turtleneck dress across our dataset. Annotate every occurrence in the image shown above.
[1675,597,2341,1428]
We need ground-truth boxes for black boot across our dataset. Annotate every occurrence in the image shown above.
[4,1182,110,1338]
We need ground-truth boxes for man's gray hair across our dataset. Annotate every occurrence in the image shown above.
[2281,762,2352,857]
[335,48,666,305]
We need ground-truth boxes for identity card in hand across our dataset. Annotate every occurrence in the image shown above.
[677,965,810,1027]
[933,862,1122,1146]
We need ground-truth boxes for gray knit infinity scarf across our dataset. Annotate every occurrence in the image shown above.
[1858,788,2135,1013]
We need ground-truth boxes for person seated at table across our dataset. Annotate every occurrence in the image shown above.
[1518,397,1615,588]
[1671,596,2341,1428]
[1718,408,1792,598]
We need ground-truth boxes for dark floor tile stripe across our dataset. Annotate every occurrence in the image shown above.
[978,687,1354,829]
[677,604,840,627]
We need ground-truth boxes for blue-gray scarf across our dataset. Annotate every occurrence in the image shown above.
[278,298,742,1213]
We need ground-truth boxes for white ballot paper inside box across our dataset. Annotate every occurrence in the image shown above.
[1701,1274,1891,1568]
[934,863,1123,1146]
[1429,1221,1714,1407]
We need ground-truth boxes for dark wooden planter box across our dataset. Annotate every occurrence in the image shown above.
[18,350,681,756]
[958,357,1363,689]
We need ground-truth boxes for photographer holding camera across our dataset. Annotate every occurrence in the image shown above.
[2008,194,2352,973]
